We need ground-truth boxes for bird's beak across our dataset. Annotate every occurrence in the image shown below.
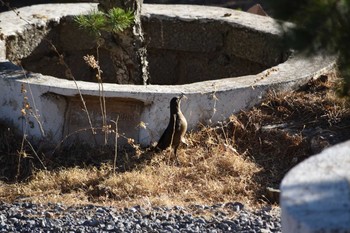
[179,93,187,100]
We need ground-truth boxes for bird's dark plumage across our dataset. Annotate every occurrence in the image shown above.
[157,95,187,155]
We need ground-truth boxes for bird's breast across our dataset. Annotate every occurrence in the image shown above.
[177,112,187,133]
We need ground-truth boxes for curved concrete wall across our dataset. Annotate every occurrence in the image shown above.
[7,4,289,85]
[0,3,335,147]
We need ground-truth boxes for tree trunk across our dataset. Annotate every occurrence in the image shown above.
[98,0,149,84]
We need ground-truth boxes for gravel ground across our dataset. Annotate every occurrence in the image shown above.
[0,201,281,232]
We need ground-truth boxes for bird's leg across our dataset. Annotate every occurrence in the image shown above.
[167,151,171,165]
[170,114,177,163]
[170,114,177,148]
[174,148,180,166]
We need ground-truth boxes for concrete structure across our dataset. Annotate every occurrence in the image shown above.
[0,0,260,12]
[0,3,335,147]
[281,140,350,232]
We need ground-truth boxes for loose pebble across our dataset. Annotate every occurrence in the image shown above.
[0,202,281,232]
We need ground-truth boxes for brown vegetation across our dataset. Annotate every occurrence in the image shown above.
[0,71,349,209]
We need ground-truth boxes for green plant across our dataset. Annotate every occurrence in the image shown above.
[74,8,135,36]
[266,0,350,94]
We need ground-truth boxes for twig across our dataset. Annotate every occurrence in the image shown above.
[111,116,119,176]
[49,42,97,144]
[24,136,47,170]
[0,0,31,24]
[95,40,108,144]
[210,85,218,124]
[20,66,46,137]
[51,127,105,156]
[220,121,229,145]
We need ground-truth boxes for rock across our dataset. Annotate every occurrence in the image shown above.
[266,187,280,204]
[247,4,268,16]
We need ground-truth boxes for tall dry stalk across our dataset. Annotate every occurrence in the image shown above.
[83,42,108,145]
[111,116,119,175]
[96,40,108,144]
[19,67,45,137]
[17,82,47,180]
[48,42,99,147]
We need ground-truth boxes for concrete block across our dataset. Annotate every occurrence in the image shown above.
[147,49,178,85]
[281,140,350,232]
[225,29,284,67]
[143,19,224,53]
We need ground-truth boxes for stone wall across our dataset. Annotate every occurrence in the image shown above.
[11,4,288,85]
[142,5,288,85]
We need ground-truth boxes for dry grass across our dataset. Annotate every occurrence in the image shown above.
[1,71,350,209]
[0,147,259,208]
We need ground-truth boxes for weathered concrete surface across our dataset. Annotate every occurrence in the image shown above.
[0,3,336,147]
[0,4,96,61]
[142,4,289,84]
[142,4,285,63]
[2,4,289,85]
[281,140,350,233]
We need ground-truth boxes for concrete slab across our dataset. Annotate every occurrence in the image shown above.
[281,140,350,232]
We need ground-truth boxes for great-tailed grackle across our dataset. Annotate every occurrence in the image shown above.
[157,94,187,156]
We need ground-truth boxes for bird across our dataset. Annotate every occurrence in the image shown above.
[156,94,187,157]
